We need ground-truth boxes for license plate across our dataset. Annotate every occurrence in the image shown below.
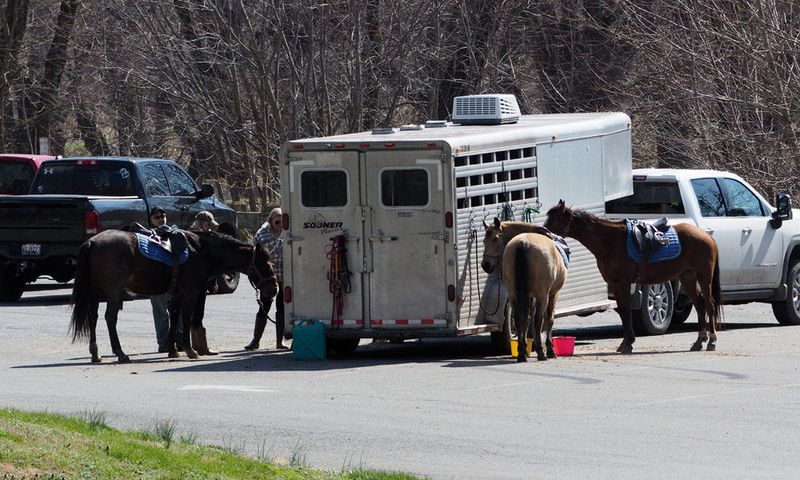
[21,243,41,256]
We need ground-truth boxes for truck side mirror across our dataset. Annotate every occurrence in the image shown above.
[196,183,215,199]
[770,193,792,229]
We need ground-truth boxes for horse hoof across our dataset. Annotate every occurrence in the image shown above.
[706,343,716,352]
[91,356,102,363]
[186,349,199,359]
[168,351,179,358]
[616,344,633,354]
[537,355,548,361]
[690,342,703,351]
[516,355,527,363]
[118,355,131,364]
[547,349,557,359]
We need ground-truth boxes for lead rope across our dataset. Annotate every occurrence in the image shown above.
[327,235,351,324]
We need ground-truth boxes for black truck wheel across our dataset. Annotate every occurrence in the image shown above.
[772,261,800,325]
[0,266,25,301]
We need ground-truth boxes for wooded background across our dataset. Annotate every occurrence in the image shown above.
[1,0,798,210]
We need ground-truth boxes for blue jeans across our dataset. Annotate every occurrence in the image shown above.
[150,294,182,346]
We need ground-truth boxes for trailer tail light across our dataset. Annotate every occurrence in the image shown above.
[445,211,453,228]
[292,144,304,150]
[283,286,292,303]
[84,210,101,235]
[447,284,455,302]
[281,213,289,230]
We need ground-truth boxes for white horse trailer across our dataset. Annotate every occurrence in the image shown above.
[280,95,632,354]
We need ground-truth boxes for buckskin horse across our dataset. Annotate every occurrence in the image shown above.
[482,218,568,362]
[69,229,277,363]
[543,200,722,353]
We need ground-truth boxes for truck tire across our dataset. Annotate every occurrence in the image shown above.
[490,303,513,355]
[632,282,674,335]
[327,337,360,357]
[772,261,800,325]
[0,267,25,302]
[213,272,240,294]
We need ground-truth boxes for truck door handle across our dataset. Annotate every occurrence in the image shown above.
[705,228,714,236]
[742,227,752,235]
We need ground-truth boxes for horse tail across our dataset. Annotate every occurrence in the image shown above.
[711,254,724,329]
[514,241,529,331]
[69,240,94,342]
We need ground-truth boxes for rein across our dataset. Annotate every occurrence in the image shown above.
[247,245,276,308]
[327,235,351,323]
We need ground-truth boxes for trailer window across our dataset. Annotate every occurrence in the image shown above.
[381,169,428,207]
[605,181,685,215]
[301,170,348,207]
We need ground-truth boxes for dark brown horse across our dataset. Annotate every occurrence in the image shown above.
[482,218,568,362]
[69,230,277,363]
[543,200,722,353]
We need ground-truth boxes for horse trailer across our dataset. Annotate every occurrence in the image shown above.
[279,94,632,354]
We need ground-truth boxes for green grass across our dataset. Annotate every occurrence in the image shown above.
[0,408,424,480]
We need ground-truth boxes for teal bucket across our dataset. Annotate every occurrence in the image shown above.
[292,318,326,360]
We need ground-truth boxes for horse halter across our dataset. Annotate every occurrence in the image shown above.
[247,246,277,298]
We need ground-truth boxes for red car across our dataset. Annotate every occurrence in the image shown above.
[0,154,55,195]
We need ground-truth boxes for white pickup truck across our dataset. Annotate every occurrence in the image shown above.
[605,168,800,335]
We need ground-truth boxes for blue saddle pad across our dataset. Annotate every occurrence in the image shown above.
[625,220,681,263]
[553,238,570,269]
[135,233,189,266]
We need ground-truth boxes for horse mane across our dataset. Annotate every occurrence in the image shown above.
[499,221,555,241]
[570,208,625,229]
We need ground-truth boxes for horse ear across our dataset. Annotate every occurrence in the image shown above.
[493,217,501,229]
[558,199,565,207]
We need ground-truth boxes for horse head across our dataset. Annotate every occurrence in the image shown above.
[543,199,572,236]
[481,217,505,273]
[247,242,278,300]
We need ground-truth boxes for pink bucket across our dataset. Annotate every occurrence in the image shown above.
[553,336,575,356]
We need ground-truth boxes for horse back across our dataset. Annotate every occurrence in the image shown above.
[502,233,567,288]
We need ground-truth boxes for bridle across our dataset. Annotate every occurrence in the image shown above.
[247,245,277,307]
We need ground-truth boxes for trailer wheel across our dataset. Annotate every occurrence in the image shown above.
[490,303,513,355]
[327,337,360,357]
[0,266,25,302]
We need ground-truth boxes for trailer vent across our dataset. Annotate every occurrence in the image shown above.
[371,127,396,135]
[452,94,520,125]
[400,124,424,131]
[425,120,448,128]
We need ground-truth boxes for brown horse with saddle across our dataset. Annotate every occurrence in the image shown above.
[543,200,722,354]
[69,228,277,363]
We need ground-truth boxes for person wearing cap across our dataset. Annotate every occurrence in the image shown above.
[191,210,219,231]
[148,206,182,352]
[245,207,286,351]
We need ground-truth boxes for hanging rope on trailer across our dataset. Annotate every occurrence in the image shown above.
[327,234,351,324]
[522,203,540,223]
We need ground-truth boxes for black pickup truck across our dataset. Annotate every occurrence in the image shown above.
[0,156,239,301]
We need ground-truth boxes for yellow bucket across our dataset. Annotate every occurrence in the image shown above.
[509,338,532,357]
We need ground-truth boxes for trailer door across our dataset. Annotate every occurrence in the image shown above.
[286,151,365,329]
[364,150,449,328]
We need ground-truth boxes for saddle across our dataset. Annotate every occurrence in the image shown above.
[626,218,681,264]
[127,222,190,294]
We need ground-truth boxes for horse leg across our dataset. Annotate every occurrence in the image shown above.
[544,291,560,359]
[613,283,635,354]
[697,270,718,351]
[166,297,180,358]
[679,271,709,351]
[181,291,199,359]
[532,296,547,361]
[88,293,101,363]
[104,298,130,363]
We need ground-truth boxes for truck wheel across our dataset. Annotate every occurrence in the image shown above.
[213,272,240,294]
[490,303,514,355]
[0,267,25,302]
[327,337,360,357]
[632,282,673,335]
[772,261,800,325]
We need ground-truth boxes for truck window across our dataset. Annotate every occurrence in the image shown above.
[301,170,348,207]
[690,178,726,217]
[605,181,685,215]
[163,163,197,196]
[381,169,428,207]
[142,164,171,196]
[32,161,137,196]
[0,162,35,194]
[719,178,765,217]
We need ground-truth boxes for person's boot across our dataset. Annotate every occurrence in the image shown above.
[244,315,267,351]
[191,327,217,356]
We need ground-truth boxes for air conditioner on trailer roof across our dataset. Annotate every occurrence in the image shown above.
[452,94,520,125]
